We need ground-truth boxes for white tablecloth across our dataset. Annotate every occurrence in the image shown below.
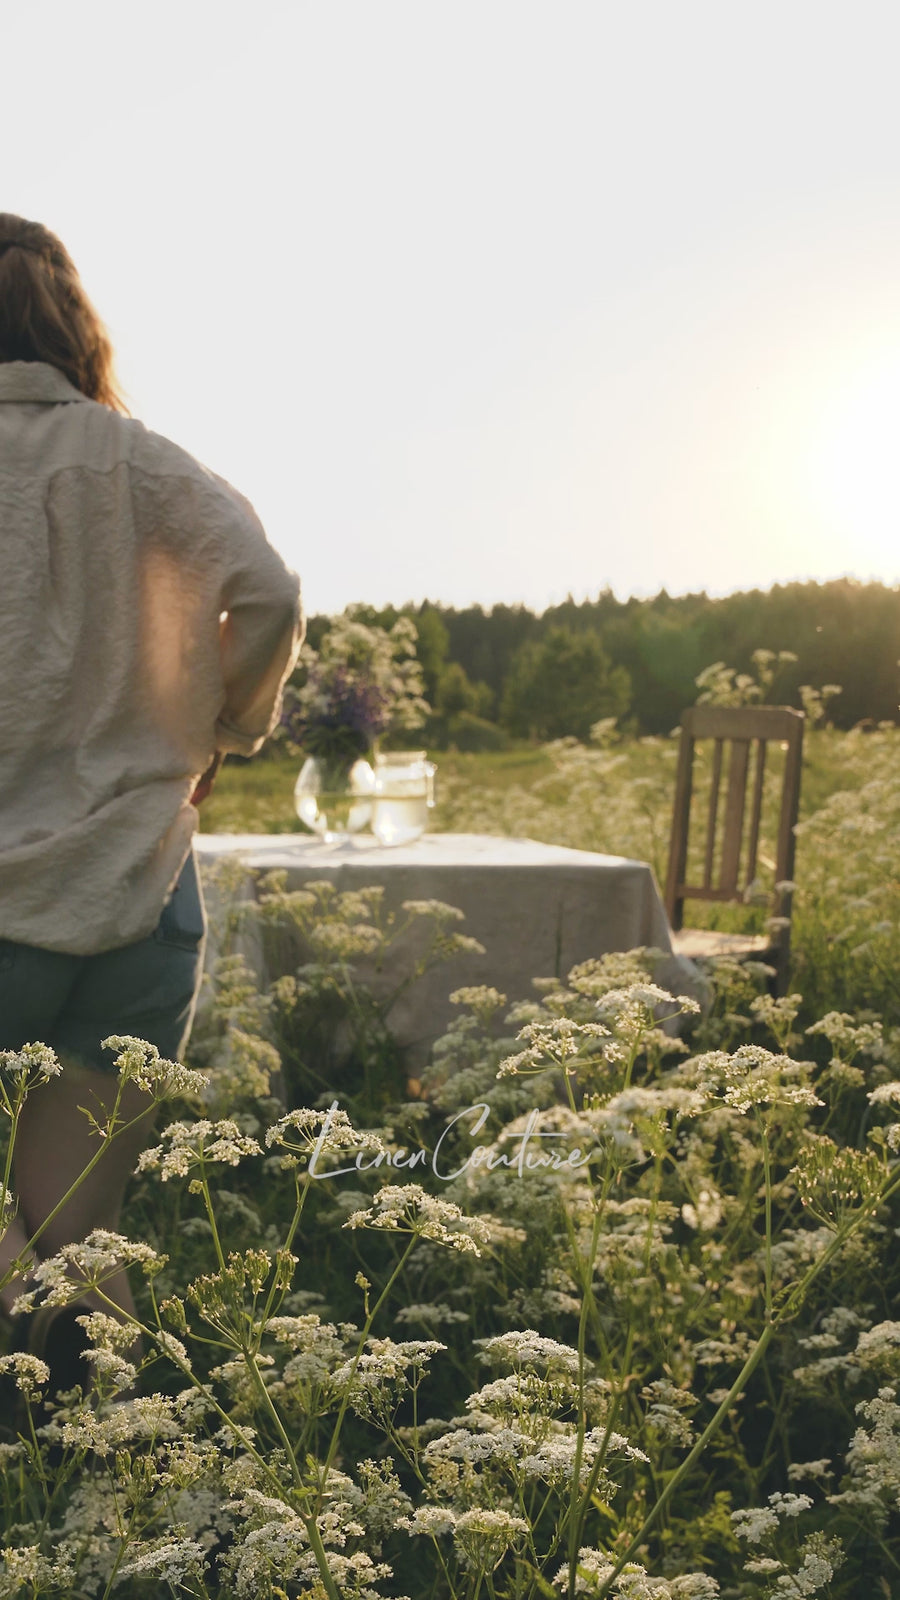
[194,832,701,1065]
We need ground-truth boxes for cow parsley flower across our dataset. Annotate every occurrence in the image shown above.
[265,1104,386,1169]
[12,1230,163,1313]
[681,1187,723,1232]
[394,1302,471,1326]
[400,1505,458,1537]
[732,1492,812,1545]
[136,1119,261,1184]
[0,1352,49,1399]
[331,1338,446,1421]
[101,1035,209,1097]
[451,1507,529,1571]
[344,1184,491,1253]
[475,1329,582,1375]
[117,1538,207,1584]
[497,1018,615,1078]
[0,1547,75,1593]
[0,1042,61,1086]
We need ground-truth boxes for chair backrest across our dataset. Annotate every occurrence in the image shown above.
[664,705,805,938]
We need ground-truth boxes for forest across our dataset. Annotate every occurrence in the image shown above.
[304,577,900,745]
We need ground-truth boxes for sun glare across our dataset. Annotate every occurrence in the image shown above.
[810,351,900,577]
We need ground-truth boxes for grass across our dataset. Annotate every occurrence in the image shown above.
[198,726,895,1021]
[198,744,558,836]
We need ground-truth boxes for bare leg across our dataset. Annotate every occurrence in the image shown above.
[0,1216,35,1317]
[10,1059,156,1323]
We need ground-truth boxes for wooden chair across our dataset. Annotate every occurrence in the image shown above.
[664,705,805,993]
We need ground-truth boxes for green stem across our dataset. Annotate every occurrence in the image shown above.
[596,1319,779,1598]
[594,1213,870,1598]
[243,1345,304,1488]
[256,1171,309,1332]
[303,1512,344,1600]
[318,1234,418,1498]
[566,1209,602,1588]
[760,1118,774,1323]
[9,1091,147,1269]
[568,1324,636,1592]
[92,1288,294,1505]
[199,1166,227,1273]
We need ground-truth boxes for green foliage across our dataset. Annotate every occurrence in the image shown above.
[5,907,900,1596]
[353,580,900,734]
[441,711,510,752]
[501,627,632,741]
[411,604,451,704]
[435,661,494,721]
[204,721,900,1029]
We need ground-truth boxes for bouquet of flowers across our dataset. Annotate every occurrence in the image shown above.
[281,610,430,764]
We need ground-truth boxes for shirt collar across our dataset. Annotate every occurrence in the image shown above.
[0,361,91,404]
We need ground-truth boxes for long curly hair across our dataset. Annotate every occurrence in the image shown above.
[0,214,129,414]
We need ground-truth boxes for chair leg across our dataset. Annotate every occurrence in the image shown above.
[772,943,791,999]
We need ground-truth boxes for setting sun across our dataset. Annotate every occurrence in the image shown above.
[810,348,900,573]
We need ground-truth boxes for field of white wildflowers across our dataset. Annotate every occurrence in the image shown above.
[3,716,900,1598]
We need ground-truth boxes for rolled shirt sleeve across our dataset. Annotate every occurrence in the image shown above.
[213,483,304,755]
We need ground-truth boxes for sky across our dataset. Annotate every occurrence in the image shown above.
[6,0,900,617]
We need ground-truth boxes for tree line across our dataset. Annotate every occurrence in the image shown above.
[305,578,900,746]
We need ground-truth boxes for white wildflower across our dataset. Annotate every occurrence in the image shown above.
[117,1538,207,1583]
[402,899,464,920]
[101,1034,209,1097]
[12,1230,162,1313]
[394,1302,470,1326]
[521,1426,648,1485]
[0,1546,75,1592]
[331,1338,446,1416]
[400,1504,458,1537]
[343,1184,492,1253]
[0,1352,49,1398]
[681,1188,723,1231]
[0,1042,61,1083]
[868,1081,900,1106]
[787,1459,832,1482]
[553,1547,615,1593]
[497,1017,615,1078]
[59,1393,182,1454]
[265,1103,386,1169]
[730,1505,780,1544]
[451,1506,528,1571]
[450,985,507,1016]
[475,1329,582,1374]
[154,1330,192,1369]
[136,1119,261,1182]
[732,1491,812,1545]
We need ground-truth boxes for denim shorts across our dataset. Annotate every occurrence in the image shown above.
[0,849,207,1074]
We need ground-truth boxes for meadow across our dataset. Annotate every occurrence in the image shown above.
[202,721,895,1024]
[2,721,900,1598]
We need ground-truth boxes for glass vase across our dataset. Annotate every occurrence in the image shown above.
[293,753,375,842]
[371,750,436,846]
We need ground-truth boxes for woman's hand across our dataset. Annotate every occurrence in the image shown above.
[189,752,222,807]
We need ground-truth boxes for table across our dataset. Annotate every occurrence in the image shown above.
[194,832,703,1068]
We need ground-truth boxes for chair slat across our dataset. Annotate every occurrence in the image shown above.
[745,739,767,884]
[775,725,804,914]
[720,739,750,891]
[703,739,723,888]
[685,705,803,742]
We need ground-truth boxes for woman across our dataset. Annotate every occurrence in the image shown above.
[0,214,303,1387]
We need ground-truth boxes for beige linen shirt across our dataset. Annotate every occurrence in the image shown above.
[0,360,303,955]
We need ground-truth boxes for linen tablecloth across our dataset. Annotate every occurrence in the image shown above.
[194,832,702,1065]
